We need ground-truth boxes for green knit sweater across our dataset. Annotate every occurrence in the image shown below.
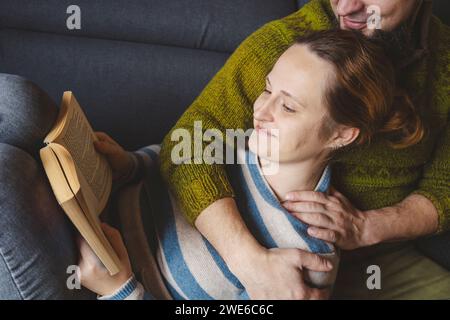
[159,0,450,233]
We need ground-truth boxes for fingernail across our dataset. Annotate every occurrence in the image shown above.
[285,193,293,201]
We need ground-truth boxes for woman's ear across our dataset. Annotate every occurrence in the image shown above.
[328,126,360,149]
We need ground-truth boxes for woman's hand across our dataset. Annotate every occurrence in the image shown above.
[231,247,333,300]
[283,187,371,250]
[94,132,133,180]
[78,223,133,296]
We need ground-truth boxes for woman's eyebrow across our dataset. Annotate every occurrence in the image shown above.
[266,76,305,108]
[281,90,306,108]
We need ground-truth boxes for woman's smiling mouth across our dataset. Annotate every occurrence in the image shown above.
[254,126,277,138]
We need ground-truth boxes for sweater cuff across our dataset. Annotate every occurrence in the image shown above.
[97,275,145,300]
[165,164,235,225]
[412,189,449,234]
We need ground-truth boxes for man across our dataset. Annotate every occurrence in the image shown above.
[159,0,450,299]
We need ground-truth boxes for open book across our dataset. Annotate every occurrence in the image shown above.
[40,91,121,275]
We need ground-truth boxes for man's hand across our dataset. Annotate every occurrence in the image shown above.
[233,247,333,300]
[94,132,133,180]
[283,187,369,250]
[78,223,133,296]
[283,187,440,250]
[195,197,333,300]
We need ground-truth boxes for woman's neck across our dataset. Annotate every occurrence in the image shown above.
[259,156,327,202]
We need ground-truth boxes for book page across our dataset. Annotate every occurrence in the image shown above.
[55,92,112,216]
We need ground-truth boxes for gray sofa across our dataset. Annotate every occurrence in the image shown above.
[0,0,448,299]
[0,0,317,150]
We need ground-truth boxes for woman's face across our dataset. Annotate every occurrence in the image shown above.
[248,44,337,164]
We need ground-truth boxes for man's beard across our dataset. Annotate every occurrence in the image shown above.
[331,15,416,67]
[370,22,416,67]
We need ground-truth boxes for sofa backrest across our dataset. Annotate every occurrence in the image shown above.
[0,0,448,149]
[0,0,310,149]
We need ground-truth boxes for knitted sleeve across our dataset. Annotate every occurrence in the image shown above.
[413,116,449,233]
[158,23,290,225]
[413,21,450,233]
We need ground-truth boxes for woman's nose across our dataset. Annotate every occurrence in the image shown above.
[254,96,275,122]
[336,0,365,17]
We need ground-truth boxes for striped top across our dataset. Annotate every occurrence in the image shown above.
[127,145,339,300]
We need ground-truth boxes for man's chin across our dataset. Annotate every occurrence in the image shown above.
[340,22,377,37]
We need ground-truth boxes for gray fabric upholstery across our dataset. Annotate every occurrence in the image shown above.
[0,0,307,149]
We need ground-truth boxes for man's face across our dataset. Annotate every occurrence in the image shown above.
[330,0,418,36]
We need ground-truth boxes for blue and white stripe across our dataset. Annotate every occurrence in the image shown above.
[137,145,338,299]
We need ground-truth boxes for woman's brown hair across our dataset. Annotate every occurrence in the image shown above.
[295,29,424,149]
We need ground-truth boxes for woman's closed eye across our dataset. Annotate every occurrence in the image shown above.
[263,89,296,113]
[282,103,295,113]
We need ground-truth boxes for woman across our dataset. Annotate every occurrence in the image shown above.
[77,29,424,299]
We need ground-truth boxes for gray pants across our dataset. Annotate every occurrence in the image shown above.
[0,73,94,299]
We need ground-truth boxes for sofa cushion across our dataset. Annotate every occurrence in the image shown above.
[0,29,230,149]
[432,0,450,25]
[0,0,302,53]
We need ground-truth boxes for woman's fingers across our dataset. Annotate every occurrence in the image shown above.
[77,235,104,275]
[94,132,126,163]
[101,223,129,262]
[78,236,95,259]
[296,250,333,272]
[77,227,132,295]
[308,287,332,300]
[94,139,119,155]
[95,131,116,144]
